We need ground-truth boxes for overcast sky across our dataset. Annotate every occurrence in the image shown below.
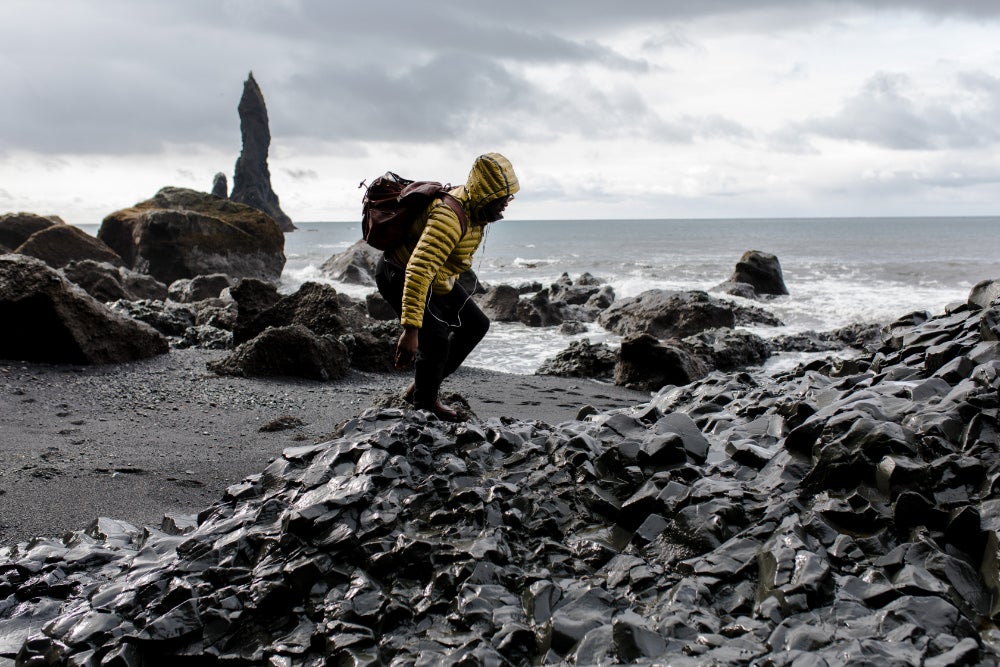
[2,0,999,223]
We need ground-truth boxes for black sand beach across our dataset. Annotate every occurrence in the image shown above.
[0,349,649,545]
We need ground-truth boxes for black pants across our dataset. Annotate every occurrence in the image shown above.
[375,256,490,410]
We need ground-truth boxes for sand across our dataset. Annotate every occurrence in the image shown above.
[0,348,649,545]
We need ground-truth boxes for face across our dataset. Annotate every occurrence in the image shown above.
[481,194,514,222]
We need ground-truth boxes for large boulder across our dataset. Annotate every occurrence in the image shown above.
[614,332,709,391]
[97,186,286,285]
[475,284,521,322]
[969,279,1000,310]
[211,172,228,198]
[15,224,123,269]
[681,328,770,371]
[600,289,781,339]
[168,274,234,303]
[0,212,62,249]
[229,72,295,232]
[598,290,736,339]
[207,324,348,380]
[60,260,169,302]
[234,282,366,346]
[319,239,379,285]
[0,253,168,364]
[719,250,789,297]
[537,338,617,381]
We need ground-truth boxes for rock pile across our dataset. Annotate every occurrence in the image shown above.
[4,292,999,664]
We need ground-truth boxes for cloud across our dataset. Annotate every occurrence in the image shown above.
[790,71,1000,151]
[283,168,318,181]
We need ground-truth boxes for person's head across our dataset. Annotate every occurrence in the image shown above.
[465,153,519,223]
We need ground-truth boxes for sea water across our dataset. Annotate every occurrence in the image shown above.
[81,217,1000,376]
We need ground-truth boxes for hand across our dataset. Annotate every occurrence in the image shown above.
[395,327,419,369]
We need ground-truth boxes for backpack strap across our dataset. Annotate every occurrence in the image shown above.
[438,192,469,236]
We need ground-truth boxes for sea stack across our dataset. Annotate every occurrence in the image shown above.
[229,72,296,232]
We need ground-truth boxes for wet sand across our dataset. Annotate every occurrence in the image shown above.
[0,348,648,545]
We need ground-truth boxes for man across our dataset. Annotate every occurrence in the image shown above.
[374,153,519,421]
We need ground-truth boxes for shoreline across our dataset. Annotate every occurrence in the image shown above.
[0,348,649,546]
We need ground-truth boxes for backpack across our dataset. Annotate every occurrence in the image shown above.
[360,172,468,251]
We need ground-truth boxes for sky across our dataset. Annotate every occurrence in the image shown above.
[2,1,1000,224]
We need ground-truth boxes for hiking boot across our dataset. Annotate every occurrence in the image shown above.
[402,383,461,422]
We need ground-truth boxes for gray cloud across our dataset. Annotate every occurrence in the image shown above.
[1,0,997,160]
[792,71,1000,150]
[284,168,319,181]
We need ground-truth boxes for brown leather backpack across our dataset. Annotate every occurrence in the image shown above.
[360,172,468,251]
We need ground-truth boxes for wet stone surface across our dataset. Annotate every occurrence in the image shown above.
[3,301,1000,665]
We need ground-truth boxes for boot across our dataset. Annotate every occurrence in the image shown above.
[402,383,461,422]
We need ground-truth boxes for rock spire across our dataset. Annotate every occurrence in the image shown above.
[229,72,295,232]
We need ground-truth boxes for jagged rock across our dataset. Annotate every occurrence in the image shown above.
[537,338,617,380]
[97,186,286,285]
[229,72,295,232]
[969,278,1000,310]
[14,223,123,269]
[599,289,780,340]
[60,260,169,302]
[715,250,789,297]
[0,212,63,249]
[319,239,379,285]
[0,253,167,364]
[518,275,615,328]
[338,320,403,373]
[167,273,234,303]
[771,322,885,354]
[229,277,282,341]
[207,323,349,380]
[234,281,366,346]
[615,333,709,390]
[8,282,1000,665]
[366,292,397,321]
[682,327,770,371]
[474,283,521,322]
[211,172,228,198]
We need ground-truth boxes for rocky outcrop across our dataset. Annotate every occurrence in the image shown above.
[233,281,365,346]
[208,323,349,380]
[97,186,286,285]
[474,283,521,322]
[536,338,617,381]
[0,212,62,249]
[517,274,615,328]
[167,274,234,303]
[0,254,168,364]
[681,327,770,371]
[211,172,228,198]
[615,333,710,390]
[15,223,123,269]
[6,296,1000,665]
[229,72,295,232]
[319,239,379,285]
[970,278,1000,310]
[714,250,789,298]
[60,260,169,302]
[598,289,781,340]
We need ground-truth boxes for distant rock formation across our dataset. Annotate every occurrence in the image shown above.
[211,172,228,198]
[97,186,286,285]
[714,250,789,298]
[229,72,295,232]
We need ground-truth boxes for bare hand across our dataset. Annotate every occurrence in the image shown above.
[395,328,419,369]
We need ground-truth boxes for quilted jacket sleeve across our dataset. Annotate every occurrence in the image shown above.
[399,202,464,328]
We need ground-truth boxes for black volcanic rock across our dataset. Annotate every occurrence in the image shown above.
[97,186,286,285]
[0,253,167,364]
[0,212,63,249]
[229,72,295,232]
[6,292,1000,664]
[211,172,228,198]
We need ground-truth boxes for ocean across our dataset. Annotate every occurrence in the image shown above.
[80,217,1000,376]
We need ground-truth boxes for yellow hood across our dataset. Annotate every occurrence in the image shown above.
[463,153,519,212]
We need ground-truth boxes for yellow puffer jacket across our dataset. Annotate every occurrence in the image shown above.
[387,153,519,329]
